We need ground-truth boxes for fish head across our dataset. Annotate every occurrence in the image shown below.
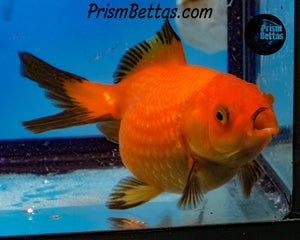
[183,73,279,165]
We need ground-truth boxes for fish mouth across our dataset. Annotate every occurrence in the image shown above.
[250,107,279,136]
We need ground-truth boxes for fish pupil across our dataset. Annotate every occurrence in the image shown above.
[217,111,223,121]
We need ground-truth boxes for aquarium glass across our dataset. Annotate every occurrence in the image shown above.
[256,0,294,193]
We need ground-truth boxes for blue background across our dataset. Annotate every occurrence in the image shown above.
[0,0,227,139]
[0,0,293,140]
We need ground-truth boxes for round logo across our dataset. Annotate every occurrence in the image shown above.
[245,14,286,55]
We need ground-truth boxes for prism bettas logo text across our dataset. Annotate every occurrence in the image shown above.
[87,3,213,19]
[245,14,286,55]
[259,20,284,41]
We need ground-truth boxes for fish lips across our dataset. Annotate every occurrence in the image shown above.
[248,107,279,137]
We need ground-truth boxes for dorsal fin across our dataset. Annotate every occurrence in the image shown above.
[113,20,186,84]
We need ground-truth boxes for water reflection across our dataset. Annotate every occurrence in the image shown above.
[108,217,148,229]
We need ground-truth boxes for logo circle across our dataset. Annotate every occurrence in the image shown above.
[245,14,286,55]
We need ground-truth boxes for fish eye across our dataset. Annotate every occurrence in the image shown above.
[215,105,229,125]
[216,111,224,121]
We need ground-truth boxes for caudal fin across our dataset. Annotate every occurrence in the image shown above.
[19,52,118,133]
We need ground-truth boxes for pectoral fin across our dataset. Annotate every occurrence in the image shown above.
[238,160,264,197]
[177,160,203,209]
[107,177,162,209]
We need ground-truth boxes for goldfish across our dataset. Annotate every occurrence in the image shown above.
[18,20,279,210]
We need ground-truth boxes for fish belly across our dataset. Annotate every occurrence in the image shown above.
[115,65,218,193]
[119,106,188,194]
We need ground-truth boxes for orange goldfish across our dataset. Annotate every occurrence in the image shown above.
[18,20,279,210]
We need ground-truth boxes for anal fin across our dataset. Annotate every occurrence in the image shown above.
[107,177,162,210]
[97,120,120,144]
[238,160,264,197]
[177,160,203,210]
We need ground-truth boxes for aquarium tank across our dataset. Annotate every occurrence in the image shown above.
[0,0,299,239]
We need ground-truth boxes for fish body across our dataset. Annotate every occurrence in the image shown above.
[19,20,279,209]
[116,64,218,193]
